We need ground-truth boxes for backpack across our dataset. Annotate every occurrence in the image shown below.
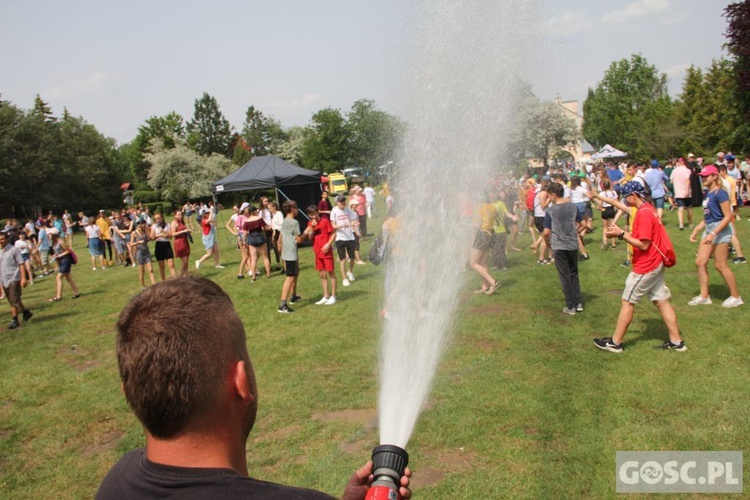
[369,235,387,265]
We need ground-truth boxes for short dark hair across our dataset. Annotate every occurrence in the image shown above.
[305,205,319,215]
[116,277,247,439]
[282,200,297,215]
[547,181,564,198]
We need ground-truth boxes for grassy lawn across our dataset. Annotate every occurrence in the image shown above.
[0,202,748,498]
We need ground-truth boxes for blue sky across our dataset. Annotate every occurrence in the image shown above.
[0,0,731,144]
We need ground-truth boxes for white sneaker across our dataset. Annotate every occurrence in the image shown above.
[92,267,97,271]
[315,296,329,305]
[195,261,201,270]
[688,295,712,306]
[215,265,225,269]
[347,271,355,282]
[342,279,350,287]
[355,260,366,265]
[722,296,744,308]
[325,296,337,305]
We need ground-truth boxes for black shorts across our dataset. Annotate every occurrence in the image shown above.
[602,206,616,220]
[284,260,299,277]
[472,231,494,251]
[336,240,356,261]
[154,241,174,261]
[534,217,545,233]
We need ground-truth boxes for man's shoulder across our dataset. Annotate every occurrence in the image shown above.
[97,449,336,500]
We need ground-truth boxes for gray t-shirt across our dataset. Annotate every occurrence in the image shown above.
[281,217,300,261]
[543,202,581,251]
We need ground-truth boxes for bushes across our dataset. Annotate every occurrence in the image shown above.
[141,201,175,215]
[132,191,161,204]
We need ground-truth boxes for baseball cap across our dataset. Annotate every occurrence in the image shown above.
[688,153,695,158]
[336,195,347,204]
[239,202,250,212]
[650,159,660,168]
[698,165,719,176]
[620,181,646,197]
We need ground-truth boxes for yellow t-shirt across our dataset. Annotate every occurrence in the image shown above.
[492,201,509,234]
[475,203,496,233]
[96,217,112,240]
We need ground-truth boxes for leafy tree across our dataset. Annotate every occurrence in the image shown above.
[522,101,580,167]
[724,0,750,151]
[276,126,306,166]
[301,107,350,172]
[583,54,672,159]
[346,99,402,171]
[31,94,54,121]
[186,92,233,158]
[241,106,287,157]
[145,138,232,202]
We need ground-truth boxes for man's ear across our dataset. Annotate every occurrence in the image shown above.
[233,361,255,404]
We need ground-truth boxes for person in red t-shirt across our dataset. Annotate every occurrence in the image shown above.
[305,206,338,305]
[593,181,686,353]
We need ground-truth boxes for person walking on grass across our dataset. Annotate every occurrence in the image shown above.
[305,206,337,305]
[688,165,744,308]
[48,228,81,302]
[129,220,155,288]
[243,206,272,281]
[470,194,501,295]
[195,210,224,270]
[277,200,309,313]
[593,182,686,353]
[85,219,106,271]
[542,182,584,316]
[0,231,33,329]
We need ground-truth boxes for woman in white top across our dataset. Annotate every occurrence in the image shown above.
[596,179,619,249]
[84,220,106,270]
[270,201,284,271]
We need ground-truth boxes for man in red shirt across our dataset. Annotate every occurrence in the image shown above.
[593,182,686,353]
[305,206,338,305]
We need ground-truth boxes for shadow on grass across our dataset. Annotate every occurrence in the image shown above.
[623,317,674,348]
[27,311,79,324]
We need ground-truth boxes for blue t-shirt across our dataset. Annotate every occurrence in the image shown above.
[644,168,668,198]
[607,167,624,184]
[702,188,729,224]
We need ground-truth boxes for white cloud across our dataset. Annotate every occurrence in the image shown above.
[542,11,595,38]
[664,63,690,79]
[265,93,323,112]
[44,72,108,100]
[601,0,669,24]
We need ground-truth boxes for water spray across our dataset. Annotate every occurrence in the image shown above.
[365,445,409,500]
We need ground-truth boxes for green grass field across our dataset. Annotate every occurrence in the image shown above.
[1,203,748,499]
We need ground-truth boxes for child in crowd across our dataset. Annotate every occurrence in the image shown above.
[305,206,337,305]
[543,182,584,315]
[278,200,310,313]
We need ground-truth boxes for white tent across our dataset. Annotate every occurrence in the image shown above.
[591,144,627,160]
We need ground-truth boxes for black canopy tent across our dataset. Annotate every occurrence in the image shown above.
[212,155,322,229]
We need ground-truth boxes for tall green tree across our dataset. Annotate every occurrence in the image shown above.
[583,54,672,160]
[186,92,233,158]
[241,105,287,157]
[723,1,750,151]
[301,107,350,172]
[346,99,402,171]
[277,126,306,166]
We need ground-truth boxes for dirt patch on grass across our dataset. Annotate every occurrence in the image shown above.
[467,337,508,352]
[0,429,12,441]
[259,424,302,443]
[82,427,124,457]
[311,409,377,431]
[339,437,373,455]
[57,344,101,372]
[411,448,477,489]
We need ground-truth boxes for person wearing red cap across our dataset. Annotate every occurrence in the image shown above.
[688,165,744,308]
[593,181,686,353]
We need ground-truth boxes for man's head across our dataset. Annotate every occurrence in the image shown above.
[306,205,320,220]
[620,181,646,205]
[547,181,564,200]
[116,277,257,440]
[336,195,347,207]
[0,232,8,248]
[282,200,298,215]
